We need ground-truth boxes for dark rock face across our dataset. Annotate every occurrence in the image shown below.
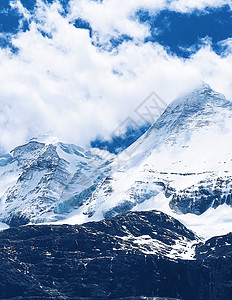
[169,176,232,215]
[195,233,232,300]
[0,210,231,300]
[7,213,30,227]
[194,234,232,300]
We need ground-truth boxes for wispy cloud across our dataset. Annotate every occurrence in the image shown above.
[168,0,232,13]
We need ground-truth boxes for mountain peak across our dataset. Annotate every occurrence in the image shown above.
[78,84,232,238]
[151,82,232,141]
[193,81,211,92]
[29,135,60,145]
[168,82,228,112]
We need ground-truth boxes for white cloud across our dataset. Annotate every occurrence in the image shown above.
[68,0,167,41]
[68,0,232,43]
[0,0,232,152]
[169,0,232,13]
[10,0,31,18]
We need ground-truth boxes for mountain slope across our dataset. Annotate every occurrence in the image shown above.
[64,83,232,238]
[0,139,112,226]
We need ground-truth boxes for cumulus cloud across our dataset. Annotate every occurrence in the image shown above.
[68,0,167,41]
[0,0,232,152]
[68,0,232,42]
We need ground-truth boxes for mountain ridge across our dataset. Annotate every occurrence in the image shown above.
[0,209,231,300]
[67,83,232,238]
[0,83,232,240]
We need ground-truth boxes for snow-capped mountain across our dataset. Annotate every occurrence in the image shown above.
[0,138,113,226]
[64,83,232,238]
[1,83,232,239]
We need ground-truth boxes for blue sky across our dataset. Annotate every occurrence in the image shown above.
[0,0,232,151]
[139,5,232,57]
[1,1,232,56]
